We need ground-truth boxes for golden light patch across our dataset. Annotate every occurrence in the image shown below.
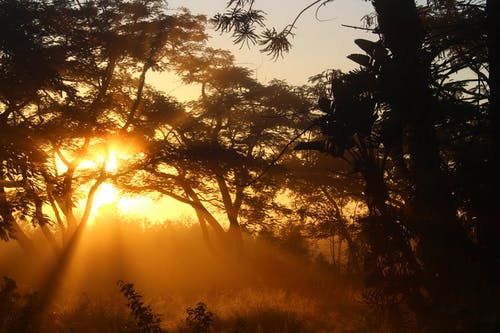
[93,182,118,208]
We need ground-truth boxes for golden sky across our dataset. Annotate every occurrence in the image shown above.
[167,0,376,84]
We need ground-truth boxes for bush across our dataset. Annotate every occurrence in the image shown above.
[185,302,214,333]
[117,280,165,333]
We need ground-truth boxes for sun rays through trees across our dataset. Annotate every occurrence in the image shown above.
[1,0,499,332]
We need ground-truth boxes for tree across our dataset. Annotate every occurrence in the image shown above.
[215,0,499,331]
[0,0,207,251]
[120,47,314,253]
[1,1,209,326]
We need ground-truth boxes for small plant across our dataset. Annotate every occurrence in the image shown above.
[185,302,214,333]
[117,280,165,333]
[0,276,20,325]
[232,317,247,333]
[0,276,38,332]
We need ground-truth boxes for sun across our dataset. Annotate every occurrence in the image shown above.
[76,150,121,211]
[94,150,119,173]
[55,141,195,224]
[93,182,118,208]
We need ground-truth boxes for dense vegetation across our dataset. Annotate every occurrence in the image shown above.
[1,0,499,331]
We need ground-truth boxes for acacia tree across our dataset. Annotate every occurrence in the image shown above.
[119,47,313,252]
[0,1,213,328]
[0,0,207,251]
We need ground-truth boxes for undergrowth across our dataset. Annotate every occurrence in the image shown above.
[117,280,165,333]
[185,302,214,333]
[0,222,370,332]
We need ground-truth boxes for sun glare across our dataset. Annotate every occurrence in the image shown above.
[93,151,119,172]
[93,182,118,208]
[117,195,195,223]
[54,143,194,224]
[78,150,120,173]
[105,151,118,172]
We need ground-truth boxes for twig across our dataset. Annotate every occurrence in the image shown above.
[341,24,375,31]
[237,122,317,187]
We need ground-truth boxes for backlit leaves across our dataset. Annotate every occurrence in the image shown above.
[212,6,295,59]
[260,28,293,60]
[212,8,265,47]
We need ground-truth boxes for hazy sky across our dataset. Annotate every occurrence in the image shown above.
[165,0,377,85]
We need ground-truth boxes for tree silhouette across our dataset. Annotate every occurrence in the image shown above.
[119,47,313,253]
[0,0,206,250]
[0,1,213,328]
[216,0,499,330]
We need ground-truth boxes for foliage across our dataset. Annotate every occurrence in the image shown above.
[212,0,333,59]
[119,46,314,251]
[0,0,206,248]
[0,221,387,332]
[117,280,165,333]
[185,302,214,333]
[216,0,499,331]
[0,276,38,332]
[2,0,499,331]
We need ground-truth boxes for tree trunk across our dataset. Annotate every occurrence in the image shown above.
[479,0,500,255]
[330,233,336,267]
[0,182,34,251]
[40,224,60,255]
[10,220,34,252]
[215,173,244,251]
[35,194,61,255]
[180,181,226,236]
[372,0,454,224]
[373,0,466,251]
[194,212,213,252]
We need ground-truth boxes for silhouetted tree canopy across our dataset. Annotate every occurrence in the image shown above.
[119,48,314,251]
[217,0,500,331]
[0,0,206,248]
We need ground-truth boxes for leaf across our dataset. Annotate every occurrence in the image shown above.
[354,39,378,56]
[318,97,332,114]
[347,54,371,68]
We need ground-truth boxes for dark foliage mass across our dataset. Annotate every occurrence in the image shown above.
[1,0,499,332]
[185,302,214,333]
[118,280,164,333]
[215,0,500,331]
